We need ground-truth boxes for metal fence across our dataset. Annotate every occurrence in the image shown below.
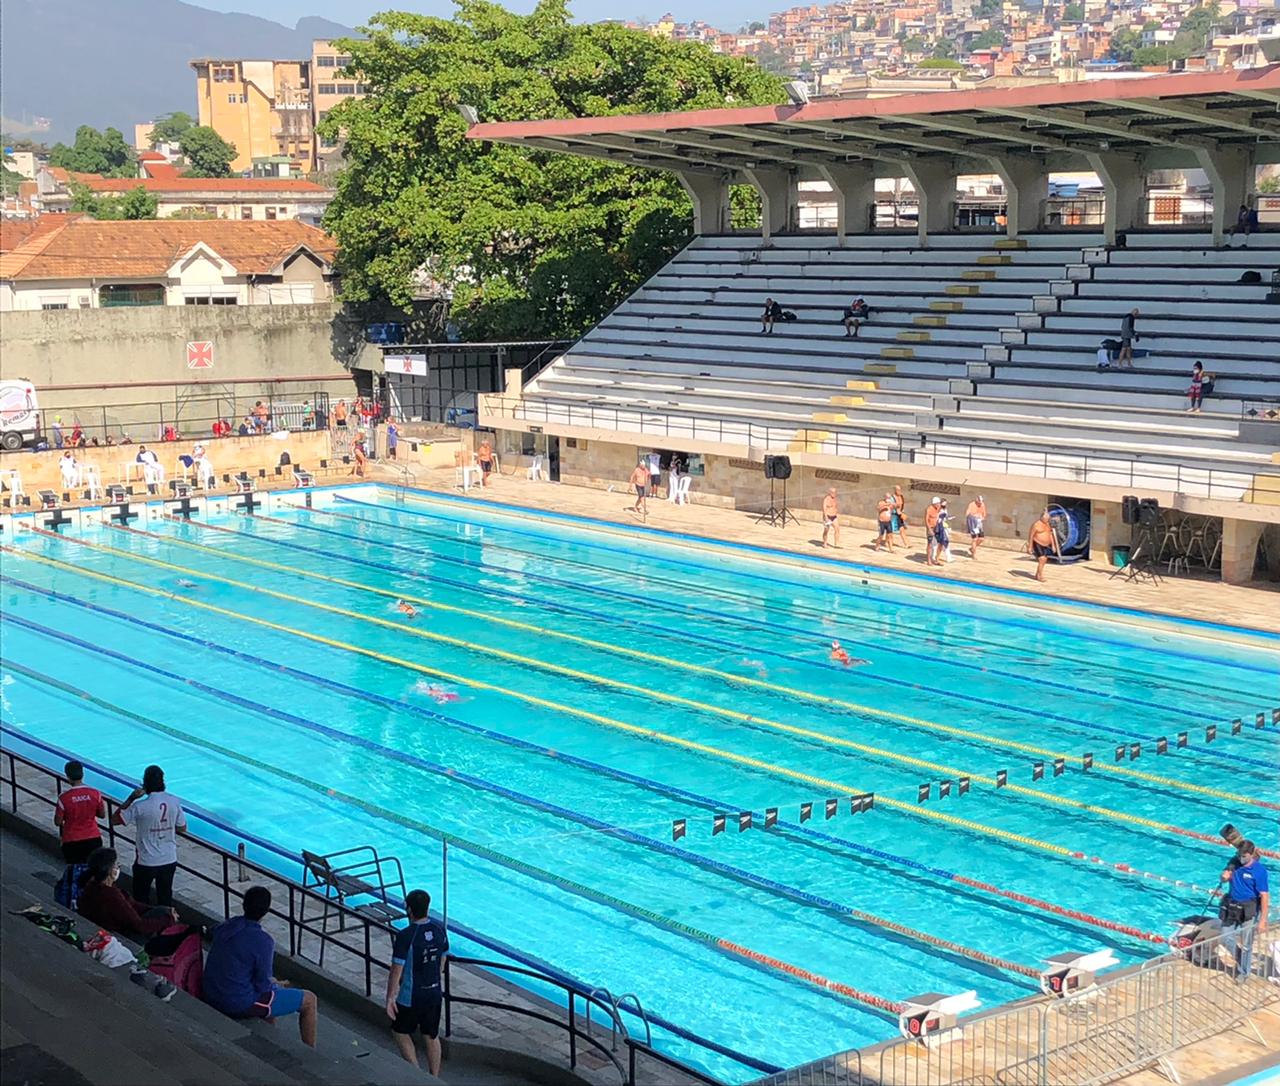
[759,925,1278,1086]
[477,396,1258,503]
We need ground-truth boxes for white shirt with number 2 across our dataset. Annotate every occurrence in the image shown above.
[120,791,186,866]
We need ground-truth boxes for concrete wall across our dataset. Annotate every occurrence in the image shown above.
[0,303,373,429]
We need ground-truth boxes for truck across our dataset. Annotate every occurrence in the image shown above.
[0,378,40,450]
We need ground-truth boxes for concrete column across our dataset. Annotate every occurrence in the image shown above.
[1086,152,1146,246]
[743,167,799,239]
[1089,499,1129,565]
[677,172,731,236]
[987,153,1049,239]
[901,157,962,246]
[1221,516,1264,585]
[1194,146,1256,247]
[817,164,877,243]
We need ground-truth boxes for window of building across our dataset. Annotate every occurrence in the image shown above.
[41,302,69,310]
[266,207,277,220]
[317,55,336,66]
[239,93,248,103]
[319,135,337,149]
[227,93,238,104]
[318,83,335,94]
[336,55,353,66]
[213,66,236,82]
[185,294,238,306]
[241,207,253,220]
[357,84,372,94]
[99,284,165,308]
[334,83,355,95]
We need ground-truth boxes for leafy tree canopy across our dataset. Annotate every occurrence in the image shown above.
[1063,3,1084,21]
[69,181,158,220]
[1109,26,1140,61]
[49,125,135,177]
[150,111,196,146]
[918,57,963,68]
[931,38,957,58]
[901,34,928,52]
[970,28,1006,49]
[180,126,237,178]
[976,0,1002,18]
[320,0,784,339]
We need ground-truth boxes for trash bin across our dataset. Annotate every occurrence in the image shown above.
[1112,546,1131,569]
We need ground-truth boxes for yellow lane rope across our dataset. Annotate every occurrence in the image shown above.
[112,520,1278,816]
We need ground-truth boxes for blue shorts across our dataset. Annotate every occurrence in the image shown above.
[245,983,305,1019]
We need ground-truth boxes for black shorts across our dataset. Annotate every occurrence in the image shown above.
[1033,542,1053,558]
[393,993,442,1038]
[635,484,647,497]
[877,521,891,536]
[61,837,102,864]
[479,460,493,472]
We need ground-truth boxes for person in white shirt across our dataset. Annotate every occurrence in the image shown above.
[192,445,215,489]
[136,445,163,494]
[112,764,187,906]
[59,451,81,490]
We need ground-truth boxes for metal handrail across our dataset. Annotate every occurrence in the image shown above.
[0,738,736,1086]
[615,992,653,1048]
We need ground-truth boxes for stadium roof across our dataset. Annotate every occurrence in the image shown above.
[468,66,1280,178]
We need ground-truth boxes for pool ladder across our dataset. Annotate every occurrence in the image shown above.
[583,987,652,1051]
[393,465,416,504]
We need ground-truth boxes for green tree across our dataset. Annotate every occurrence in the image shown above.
[1257,176,1280,194]
[918,57,963,68]
[149,111,196,146]
[970,28,1006,49]
[179,125,237,178]
[1063,2,1084,20]
[977,0,1002,17]
[901,34,928,52]
[932,38,957,58]
[862,15,876,29]
[319,0,784,338]
[1109,26,1141,61]
[1,150,23,197]
[68,181,158,219]
[49,125,135,177]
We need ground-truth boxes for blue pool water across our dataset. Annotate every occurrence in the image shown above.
[2,486,1278,1081]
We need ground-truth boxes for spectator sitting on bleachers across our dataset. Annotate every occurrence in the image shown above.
[841,298,870,338]
[211,418,232,439]
[203,886,319,1048]
[760,298,783,335]
[1187,361,1206,414]
[77,846,178,939]
[1230,203,1260,247]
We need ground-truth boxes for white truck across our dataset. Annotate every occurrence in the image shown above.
[0,378,40,450]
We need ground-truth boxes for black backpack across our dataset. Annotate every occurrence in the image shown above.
[1239,270,1262,284]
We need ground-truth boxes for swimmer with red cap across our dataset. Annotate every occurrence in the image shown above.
[396,599,418,619]
[830,641,852,666]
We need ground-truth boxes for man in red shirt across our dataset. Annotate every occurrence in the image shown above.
[54,760,106,863]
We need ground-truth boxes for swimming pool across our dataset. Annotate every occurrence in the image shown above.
[2,485,1278,1081]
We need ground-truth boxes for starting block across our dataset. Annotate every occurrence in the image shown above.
[899,990,980,1047]
[233,472,255,494]
[1040,949,1119,997]
[37,490,58,510]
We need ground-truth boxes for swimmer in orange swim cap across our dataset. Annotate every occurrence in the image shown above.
[396,599,418,618]
[830,640,852,666]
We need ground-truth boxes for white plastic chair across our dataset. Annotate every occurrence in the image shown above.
[82,464,103,501]
[4,469,24,499]
[527,454,545,481]
[673,475,692,505]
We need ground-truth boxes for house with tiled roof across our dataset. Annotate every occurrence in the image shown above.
[34,167,334,224]
[0,218,337,311]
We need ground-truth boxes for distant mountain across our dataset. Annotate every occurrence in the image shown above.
[1,0,353,141]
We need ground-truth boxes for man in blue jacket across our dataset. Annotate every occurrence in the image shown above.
[1218,841,1270,981]
[203,886,319,1046]
[385,889,449,1074]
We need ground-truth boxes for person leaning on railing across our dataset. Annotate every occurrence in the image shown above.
[1217,840,1270,981]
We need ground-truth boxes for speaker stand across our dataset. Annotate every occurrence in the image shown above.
[754,477,800,528]
[1109,525,1162,585]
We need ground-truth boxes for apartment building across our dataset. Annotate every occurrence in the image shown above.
[311,39,369,171]
[190,58,315,172]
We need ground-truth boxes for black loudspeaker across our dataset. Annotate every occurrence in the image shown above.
[1138,497,1160,528]
[1121,495,1139,525]
[764,455,792,481]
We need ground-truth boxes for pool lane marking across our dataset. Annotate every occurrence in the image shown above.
[7,613,1044,984]
[100,522,1280,817]
[202,511,1280,780]
[387,485,1280,652]
[1,576,1180,947]
[381,492,1280,672]
[266,508,1280,767]
[3,542,1242,893]
[327,497,1266,706]
[3,658,905,1016]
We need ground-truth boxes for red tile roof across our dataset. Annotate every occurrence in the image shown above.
[0,214,82,254]
[0,218,337,281]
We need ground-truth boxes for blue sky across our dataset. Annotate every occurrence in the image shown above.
[191,0,754,30]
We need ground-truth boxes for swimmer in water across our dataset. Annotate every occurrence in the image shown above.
[412,680,462,704]
[175,578,198,590]
[829,641,867,667]
[395,599,418,618]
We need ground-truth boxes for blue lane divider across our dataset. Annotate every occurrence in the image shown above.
[3,577,1205,929]
[389,483,1280,647]
[0,724,779,1078]
[339,492,1280,673]
[212,511,1277,774]
[8,612,1038,986]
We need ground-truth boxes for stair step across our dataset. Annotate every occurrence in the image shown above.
[845,379,878,390]
[976,253,1013,266]
[961,269,997,281]
[880,347,915,359]
[930,300,965,312]
[993,237,1028,250]
[914,314,948,327]
[896,330,931,343]
[946,284,982,296]
[811,411,848,423]
[828,395,866,407]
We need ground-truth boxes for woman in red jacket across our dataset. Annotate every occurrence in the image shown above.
[77,847,177,939]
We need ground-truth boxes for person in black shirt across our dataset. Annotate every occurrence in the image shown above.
[1117,308,1139,368]
[386,889,449,1074]
[841,298,870,338]
[760,298,783,335]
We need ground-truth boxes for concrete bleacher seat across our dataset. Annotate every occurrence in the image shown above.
[0,834,427,1086]
[520,231,1280,493]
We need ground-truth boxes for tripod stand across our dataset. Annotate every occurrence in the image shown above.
[754,475,799,528]
[1109,522,1163,585]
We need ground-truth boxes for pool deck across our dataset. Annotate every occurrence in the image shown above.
[392,465,1280,638]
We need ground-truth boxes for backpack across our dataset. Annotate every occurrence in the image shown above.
[145,924,205,998]
[781,310,798,321]
[1239,270,1262,284]
[55,863,89,910]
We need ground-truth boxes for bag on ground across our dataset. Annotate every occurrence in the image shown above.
[145,924,205,998]
[54,864,89,910]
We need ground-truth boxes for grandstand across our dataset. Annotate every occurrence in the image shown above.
[468,67,1280,584]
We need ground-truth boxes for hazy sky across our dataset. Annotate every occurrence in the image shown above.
[190,0,754,29]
